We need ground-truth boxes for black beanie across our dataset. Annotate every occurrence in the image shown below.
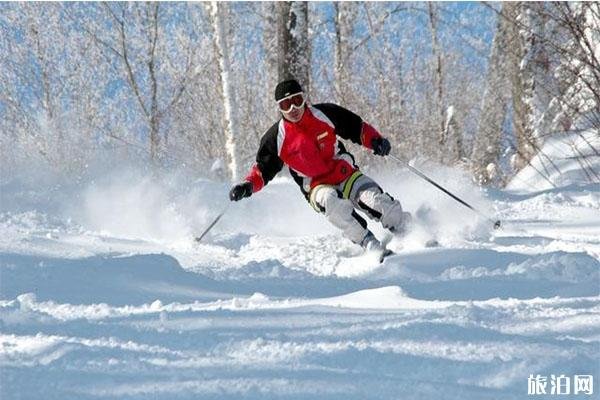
[274,79,303,101]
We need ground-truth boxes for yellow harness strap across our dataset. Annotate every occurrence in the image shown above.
[342,171,363,199]
[308,171,362,212]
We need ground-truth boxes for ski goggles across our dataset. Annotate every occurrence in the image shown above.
[277,92,305,113]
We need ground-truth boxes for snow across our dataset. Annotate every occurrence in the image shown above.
[1,149,599,398]
[506,129,599,193]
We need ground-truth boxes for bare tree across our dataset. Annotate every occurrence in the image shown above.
[263,2,278,98]
[471,3,517,185]
[333,2,358,104]
[428,4,464,164]
[544,3,600,132]
[208,1,240,181]
[428,3,445,143]
[75,3,196,165]
[277,1,310,89]
[0,2,106,174]
[510,2,554,171]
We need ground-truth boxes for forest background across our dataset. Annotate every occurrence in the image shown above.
[1,2,598,188]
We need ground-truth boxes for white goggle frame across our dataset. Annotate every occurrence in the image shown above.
[277,92,306,113]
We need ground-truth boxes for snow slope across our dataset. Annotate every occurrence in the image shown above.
[507,129,600,193]
[1,149,599,398]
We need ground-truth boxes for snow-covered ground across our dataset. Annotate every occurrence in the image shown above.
[1,135,599,399]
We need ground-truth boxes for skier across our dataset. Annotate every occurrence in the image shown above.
[229,79,411,258]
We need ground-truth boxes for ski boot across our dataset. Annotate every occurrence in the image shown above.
[360,232,394,263]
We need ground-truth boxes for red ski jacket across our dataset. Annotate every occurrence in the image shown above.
[244,103,383,197]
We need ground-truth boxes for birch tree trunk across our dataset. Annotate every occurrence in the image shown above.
[209,1,239,181]
[263,2,278,115]
[147,4,160,163]
[510,2,550,171]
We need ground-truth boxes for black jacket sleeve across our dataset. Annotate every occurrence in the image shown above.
[313,103,364,145]
[254,122,284,186]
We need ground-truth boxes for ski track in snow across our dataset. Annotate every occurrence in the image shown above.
[1,162,599,399]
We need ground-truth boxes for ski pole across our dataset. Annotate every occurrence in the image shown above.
[195,203,231,243]
[389,154,501,230]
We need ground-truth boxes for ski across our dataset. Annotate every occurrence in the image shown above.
[379,248,395,263]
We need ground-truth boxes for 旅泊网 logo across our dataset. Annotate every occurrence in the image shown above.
[528,374,594,396]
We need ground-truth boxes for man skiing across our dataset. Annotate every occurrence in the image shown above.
[229,79,411,258]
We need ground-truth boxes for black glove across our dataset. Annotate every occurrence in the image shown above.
[229,181,253,201]
[371,137,391,156]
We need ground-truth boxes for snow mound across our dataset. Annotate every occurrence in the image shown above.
[507,129,600,192]
[214,259,315,280]
[440,251,599,283]
[334,249,389,278]
[313,286,449,309]
[0,253,232,305]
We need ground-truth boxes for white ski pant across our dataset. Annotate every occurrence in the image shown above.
[309,171,407,244]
